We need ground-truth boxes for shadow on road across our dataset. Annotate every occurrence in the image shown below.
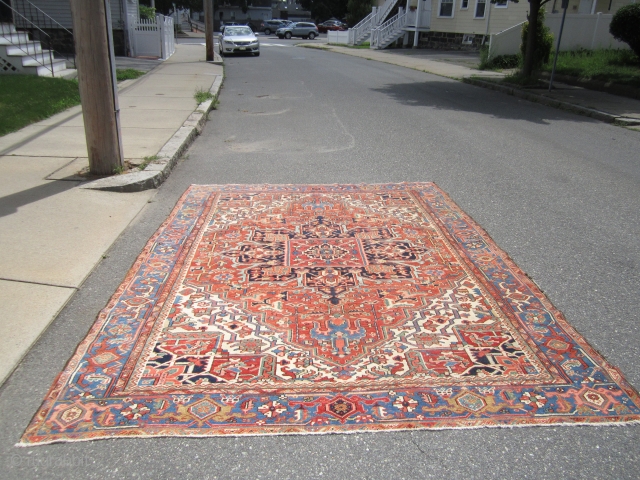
[371,80,599,126]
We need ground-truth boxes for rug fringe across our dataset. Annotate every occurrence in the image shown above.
[16,419,640,448]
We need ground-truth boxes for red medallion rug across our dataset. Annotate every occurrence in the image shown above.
[20,183,640,445]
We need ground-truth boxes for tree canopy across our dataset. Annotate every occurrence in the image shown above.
[141,0,204,15]
[346,0,373,26]
[298,0,349,23]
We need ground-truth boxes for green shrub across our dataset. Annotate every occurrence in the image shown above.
[609,4,640,59]
[116,68,145,82]
[139,5,156,20]
[479,46,521,70]
[521,9,554,71]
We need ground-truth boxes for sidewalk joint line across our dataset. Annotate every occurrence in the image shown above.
[0,277,78,290]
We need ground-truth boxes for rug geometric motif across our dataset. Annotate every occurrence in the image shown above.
[20,183,640,445]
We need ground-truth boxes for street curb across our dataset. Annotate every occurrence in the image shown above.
[80,74,224,192]
[537,71,640,101]
[462,77,640,126]
[309,45,639,128]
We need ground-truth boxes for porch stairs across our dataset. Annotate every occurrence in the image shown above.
[348,0,401,46]
[370,8,408,50]
[0,23,74,77]
[348,0,414,50]
[0,0,76,78]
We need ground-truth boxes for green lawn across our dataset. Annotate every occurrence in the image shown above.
[0,69,146,137]
[116,68,146,81]
[541,49,640,87]
[0,75,81,137]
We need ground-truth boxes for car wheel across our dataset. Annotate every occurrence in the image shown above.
[278,35,283,39]
[284,32,292,39]
[264,28,271,35]
[308,32,316,40]
[254,52,260,56]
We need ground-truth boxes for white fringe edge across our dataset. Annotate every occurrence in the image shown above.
[15,418,640,447]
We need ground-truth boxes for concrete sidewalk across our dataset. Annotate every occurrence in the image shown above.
[0,43,223,385]
[308,44,640,129]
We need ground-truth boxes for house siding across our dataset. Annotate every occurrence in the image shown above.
[13,0,133,29]
[422,0,634,49]
[429,1,529,36]
[11,0,138,56]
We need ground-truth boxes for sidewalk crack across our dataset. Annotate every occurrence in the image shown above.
[0,277,78,290]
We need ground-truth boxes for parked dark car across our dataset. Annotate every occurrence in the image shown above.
[259,20,287,35]
[317,20,347,33]
[276,22,320,40]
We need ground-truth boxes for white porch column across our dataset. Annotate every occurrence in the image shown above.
[413,0,423,47]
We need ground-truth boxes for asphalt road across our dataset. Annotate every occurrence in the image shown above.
[2,43,639,479]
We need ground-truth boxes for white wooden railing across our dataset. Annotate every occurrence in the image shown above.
[348,10,374,45]
[370,8,407,50]
[376,0,401,24]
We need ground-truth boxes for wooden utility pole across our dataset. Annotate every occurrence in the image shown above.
[205,0,214,61]
[70,0,124,175]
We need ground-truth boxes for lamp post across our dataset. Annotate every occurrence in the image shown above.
[205,0,214,61]
[549,0,569,91]
[69,0,124,175]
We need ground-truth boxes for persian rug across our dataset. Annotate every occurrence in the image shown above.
[20,183,640,445]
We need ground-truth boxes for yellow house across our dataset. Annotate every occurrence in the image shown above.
[360,0,634,50]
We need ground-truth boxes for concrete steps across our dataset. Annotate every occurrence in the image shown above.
[0,22,76,78]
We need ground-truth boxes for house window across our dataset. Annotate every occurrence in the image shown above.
[439,0,455,17]
[462,34,475,44]
[461,0,469,9]
[495,0,508,7]
[474,0,486,18]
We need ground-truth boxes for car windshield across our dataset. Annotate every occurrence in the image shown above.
[225,27,252,36]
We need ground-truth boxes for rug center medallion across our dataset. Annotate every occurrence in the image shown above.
[137,191,546,392]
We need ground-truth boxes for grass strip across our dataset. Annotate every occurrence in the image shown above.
[0,75,81,137]
[116,68,146,82]
[194,87,214,104]
[540,49,640,87]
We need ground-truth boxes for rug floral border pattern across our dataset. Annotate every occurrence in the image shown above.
[20,184,640,445]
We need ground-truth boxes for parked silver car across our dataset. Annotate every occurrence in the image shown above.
[276,22,319,40]
[219,26,260,56]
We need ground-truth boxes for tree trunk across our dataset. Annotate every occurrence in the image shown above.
[522,0,541,78]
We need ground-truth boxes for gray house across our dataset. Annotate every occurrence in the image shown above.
[1,0,140,57]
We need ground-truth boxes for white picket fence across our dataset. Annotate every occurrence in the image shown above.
[327,30,349,44]
[489,13,628,58]
[131,15,175,59]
